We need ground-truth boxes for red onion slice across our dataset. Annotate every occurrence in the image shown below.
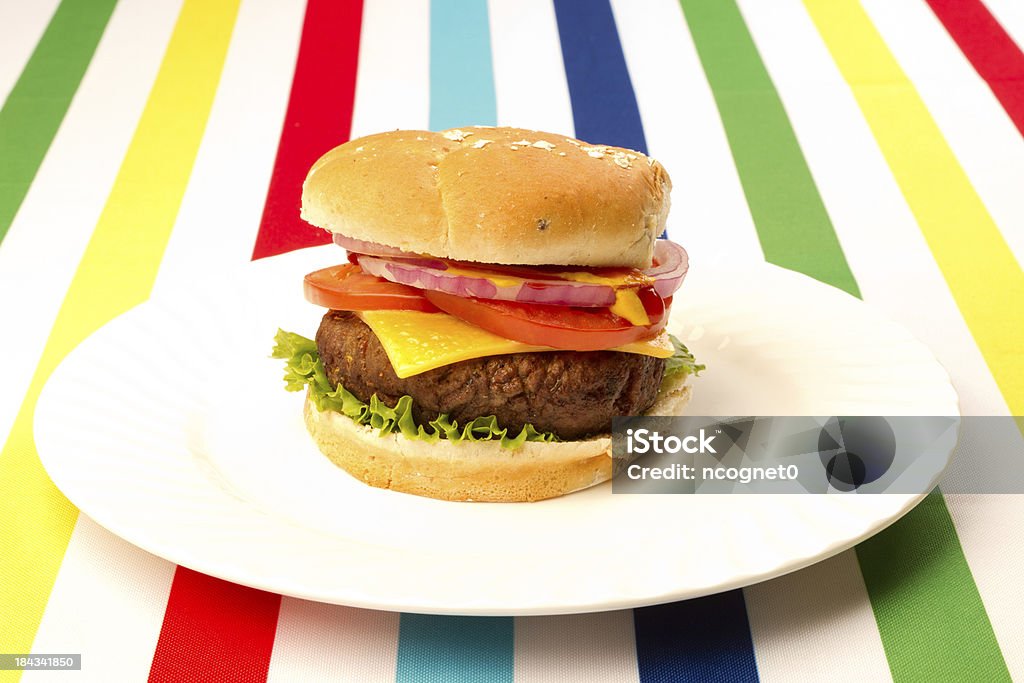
[356,254,618,307]
[332,233,420,257]
[350,238,689,307]
[646,240,689,298]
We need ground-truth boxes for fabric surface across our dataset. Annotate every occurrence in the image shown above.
[1,0,1022,681]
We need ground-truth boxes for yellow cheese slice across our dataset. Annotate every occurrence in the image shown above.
[615,332,674,357]
[356,310,674,378]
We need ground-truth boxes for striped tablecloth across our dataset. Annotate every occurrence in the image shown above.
[2,0,1022,680]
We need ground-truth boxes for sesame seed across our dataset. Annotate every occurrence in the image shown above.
[587,150,604,159]
[472,139,492,149]
[442,129,469,141]
[510,145,519,150]
[564,139,581,146]
[532,140,556,150]
[611,151,632,169]
[512,139,531,146]
[558,152,567,156]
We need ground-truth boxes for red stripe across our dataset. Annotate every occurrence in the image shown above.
[926,0,1024,137]
[148,568,281,683]
[148,3,364,679]
[252,0,365,259]
[150,6,366,676]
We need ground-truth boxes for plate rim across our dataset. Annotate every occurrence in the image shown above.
[34,254,960,615]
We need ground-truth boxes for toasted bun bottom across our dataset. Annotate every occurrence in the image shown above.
[302,377,693,502]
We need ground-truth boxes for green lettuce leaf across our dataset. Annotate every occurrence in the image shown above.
[272,329,559,449]
[663,334,705,387]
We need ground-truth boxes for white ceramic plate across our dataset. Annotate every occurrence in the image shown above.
[34,247,958,615]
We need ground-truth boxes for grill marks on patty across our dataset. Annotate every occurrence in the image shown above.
[315,310,666,440]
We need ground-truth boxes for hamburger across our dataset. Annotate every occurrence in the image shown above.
[272,127,702,502]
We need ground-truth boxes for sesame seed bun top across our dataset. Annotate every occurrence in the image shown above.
[300,127,672,268]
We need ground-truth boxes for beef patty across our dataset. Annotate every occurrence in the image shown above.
[315,310,666,440]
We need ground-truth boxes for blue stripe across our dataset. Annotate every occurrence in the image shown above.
[429,0,497,130]
[554,2,759,680]
[396,614,514,683]
[635,593,760,682]
[552,0,646,153]
[400,7,512,682]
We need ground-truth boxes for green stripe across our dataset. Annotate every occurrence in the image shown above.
[857,492,1009,681]
[0,0,118,245]
[679,0,859,297]
[679,0,1007,679]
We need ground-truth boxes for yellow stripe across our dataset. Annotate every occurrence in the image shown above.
[0,0,239,666]
[803,0,1024,415]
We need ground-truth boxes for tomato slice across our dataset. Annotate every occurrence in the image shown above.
[304,264,439,312]
[423,287,667,351]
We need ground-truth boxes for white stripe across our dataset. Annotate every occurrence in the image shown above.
[861,0,1024,269]
[23,517,177,683]
[744,552,893,683]
[614,6,884,675]
[287,5,690,677]
[0,0,59,105]
[491,12,634,679]
[730,1,909,679]
[514,611,639,683]
[740,0,1024,678]
[349,0,429,138]
[267,601,399,682]
[154,0,306,289]
[983,0,1024,55]
[943,493,1024,681]
[615,4,887,673]
[260,2,424,675]
[610,0,762,260]
[26,1,308,678]
[163,3,415,681]
[738,0,1012,417]
[0,0,182,453]
[488,0,574,135]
